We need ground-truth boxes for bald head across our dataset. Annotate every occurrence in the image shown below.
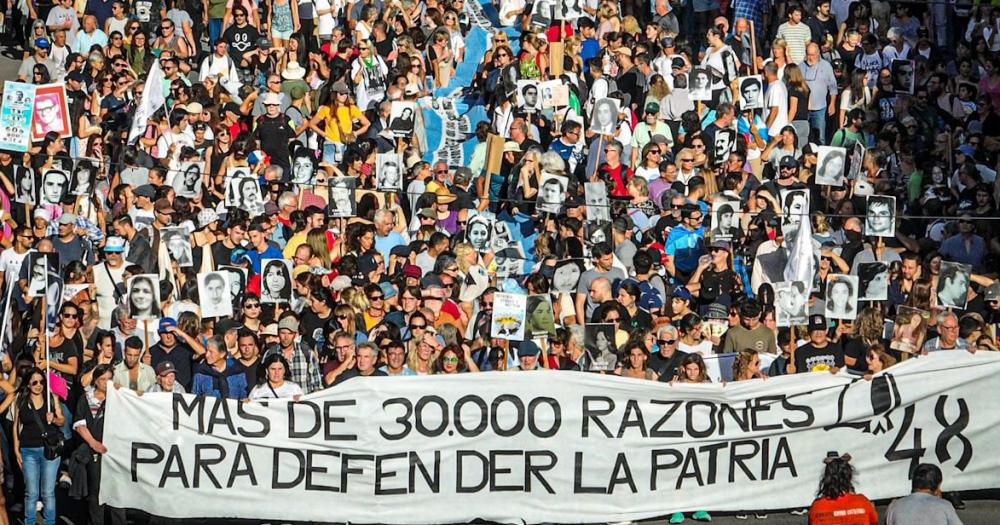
[591,277,612,302]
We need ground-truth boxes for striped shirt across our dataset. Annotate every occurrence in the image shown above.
[776,21,812,64]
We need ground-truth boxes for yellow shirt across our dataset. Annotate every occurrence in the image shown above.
[315,104,362,143]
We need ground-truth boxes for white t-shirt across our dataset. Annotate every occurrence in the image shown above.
[498,0,525,26]
[313,0,336,36]
[249,381,304,400]
[350,55,388,111]
[764,80,789,137]
[0,248,29,295]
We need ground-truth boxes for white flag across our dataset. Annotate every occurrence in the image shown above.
[784,210,815,286]
[128,61,165,143]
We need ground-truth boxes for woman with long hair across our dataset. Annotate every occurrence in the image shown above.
[407,332,438,375]
[864,344,896,378]
[260,261,292,303]
[617,342,658,380]
[431,344,479,374]
[666,352,712,523]
[784,64,811,145]
[128,275,161,318]
[807,454,877,524]
[678,313,712,356]
[11,368,65,525]
[249,354,304,400]
[239,294,263,333]
[333,304,367,344]
[839,68,872,127]
[307,84,370,145]
[731,349,765,381]
[81,332,119,386]
[761,125,800,174]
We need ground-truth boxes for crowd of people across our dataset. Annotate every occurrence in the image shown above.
[0,0,997,522]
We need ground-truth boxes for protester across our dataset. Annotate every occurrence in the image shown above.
[0,0,997,521]
[886,464,965,525]
[807,453,877,525]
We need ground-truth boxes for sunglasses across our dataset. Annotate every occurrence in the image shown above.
[62,313,79,319]
[658,339,677,345]
[244,302,260,308]
[369,295,384,301]
[443,356,459,363]
[29,380,43,386]
[409,324,426,330]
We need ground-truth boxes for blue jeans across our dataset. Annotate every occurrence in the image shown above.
[808,109,827,145]
[208,18,223,45]
[21,447,59,525]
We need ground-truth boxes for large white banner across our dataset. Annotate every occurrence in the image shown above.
[102,353,1000,523]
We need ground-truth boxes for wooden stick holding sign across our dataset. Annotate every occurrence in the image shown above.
[549,41,564,77]
[750,21,759,75]
[485,133,506,177]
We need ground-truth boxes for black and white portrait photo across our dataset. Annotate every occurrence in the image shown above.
[529,0,552,28]
[936,261,971,310]
[556,0,582,19]
[226,166,251,184]
[711,129,736,165]
[13,165,36,204]
[584,181,610,223]
[711,198,741,240]
[26,252,59,298]
[465,215,493,253]
[291,147,318,185]
[517,80,541,112]
[589,97,620,135]
[226,174,263,214]
[39,169,69,206]
[536,172,567,214]
[328,177,357,218]
[128,273,162,321]
[780,188,809,240]
[376,152,403,191]
[491,219,516,252]
[494,245,526,280]
[858,262,889,301]
[70,158,97,196]
[774,281,808,327]
[173,161,204,198]
[848,141,865,181]
[815,146,847,186]
[539,80,569,108]
[585,221,611,248]
[688,67,713,101]
[584,323,617,371]
[891,59,915,95]
[198,271,233,317]
[388,101,416,137]
[161,227,193,267]
[525,294,557,337]
[865,195,895,237]
[260,258,293,304]
[552,259,584,293]
[737,75,763,110]
[218,265,247,305]
[825,274,858,320]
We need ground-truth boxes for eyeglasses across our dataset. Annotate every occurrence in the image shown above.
[443,356,459,363]
[481,301,493,307]
[61,313,78,319]
[605,317,621,322]
[244,302,260,308]
[657,339,677,345]
[409,324,426,330]
[29,380,43,386]
[369,295,384,301]
[681,158,694,162]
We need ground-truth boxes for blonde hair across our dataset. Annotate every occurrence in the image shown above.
[621,15,640,36]
[454,242,476,273]
[772,38,788,60]
[813,212,831,234]
[334,304,358,336]
[649,75,671,99]
[306,229,331,268]
[783,63,810,96]
[340,287,370,312]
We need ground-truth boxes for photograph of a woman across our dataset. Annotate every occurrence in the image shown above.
[128,274,162,320]
[465,215,493,253]
[858,262,889,301]
[26,252,58,298]
[890,306,927,354]
[525,294,557,337]
[14,165,36,204]
[824,274,858,320]
[552,259,584,293]
[688,67,713,101]
[584,323,618,371]
[70,158,97,196]
[260,259,293,304]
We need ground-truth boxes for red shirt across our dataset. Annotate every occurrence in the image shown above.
[808,493,878,525]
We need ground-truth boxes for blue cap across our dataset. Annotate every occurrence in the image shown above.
[516,340,541,358]
[158,317,177,333]
[34,37,50,49]
[669,285,693,301]
[956,144,975,157]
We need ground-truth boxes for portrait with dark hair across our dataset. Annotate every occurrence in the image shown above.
[552,259,584,293]
[936,261,970,310]
[525,294,557,337]
[858,262,889,301]
[589,97,620,135]
[536,173,567,214]
[864,195,895,237]
[825,274,858,320]
[291,148,318,185]
[815,146,847,186]
[388,101,416,137]
[128,274,162,320]
[465,215,493,253]
[891,59,915,94]
[775,280,808,327]
[70,158,98,196]
[260,259,293,304]
[328,176,357,218]
[688,67,713,101]
[738,75,763,109]
[711,197,741,239]
[584,323,617,371]
[198,271,233,317]
[40,169,69,206]
[173,161,204,198]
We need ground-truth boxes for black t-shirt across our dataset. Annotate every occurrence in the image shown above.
[49,337,80,387]
[793,341,844,373]
[697,268,739,306]
[253,115,294,169]
[243,356,262,387]
[298,310,330,352]
[223,24,260,65]
[211,240,237,268]
[149,342,195,389]
[333,368,388,385]
[74,393,107,443]
[841,336,867,373]
[651,349,688,382]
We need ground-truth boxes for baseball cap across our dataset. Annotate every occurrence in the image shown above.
[289,85,307,100]
[702,303,729,320]
[215,319,241,335]
[421,273,445,289]
[66,71,84,83]
[417,207,437,219]
[104,236,126,252]
[645,101,660,114]
[155,361,177,376]
[985,283,1000,302]
[331,81,349,94]
[35,37,50,49]
[779,156,799,169]
[158,317,177,333]
[808,314,827,331]
[402,264,422,279]
[262,92,282,106]
[261,323,279,336]
[404,84,419,96]
[358,253,378,275]
[668,285,693,301]
[58,213,77,225]
[709,240,731,251]
[278,316,299,332]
